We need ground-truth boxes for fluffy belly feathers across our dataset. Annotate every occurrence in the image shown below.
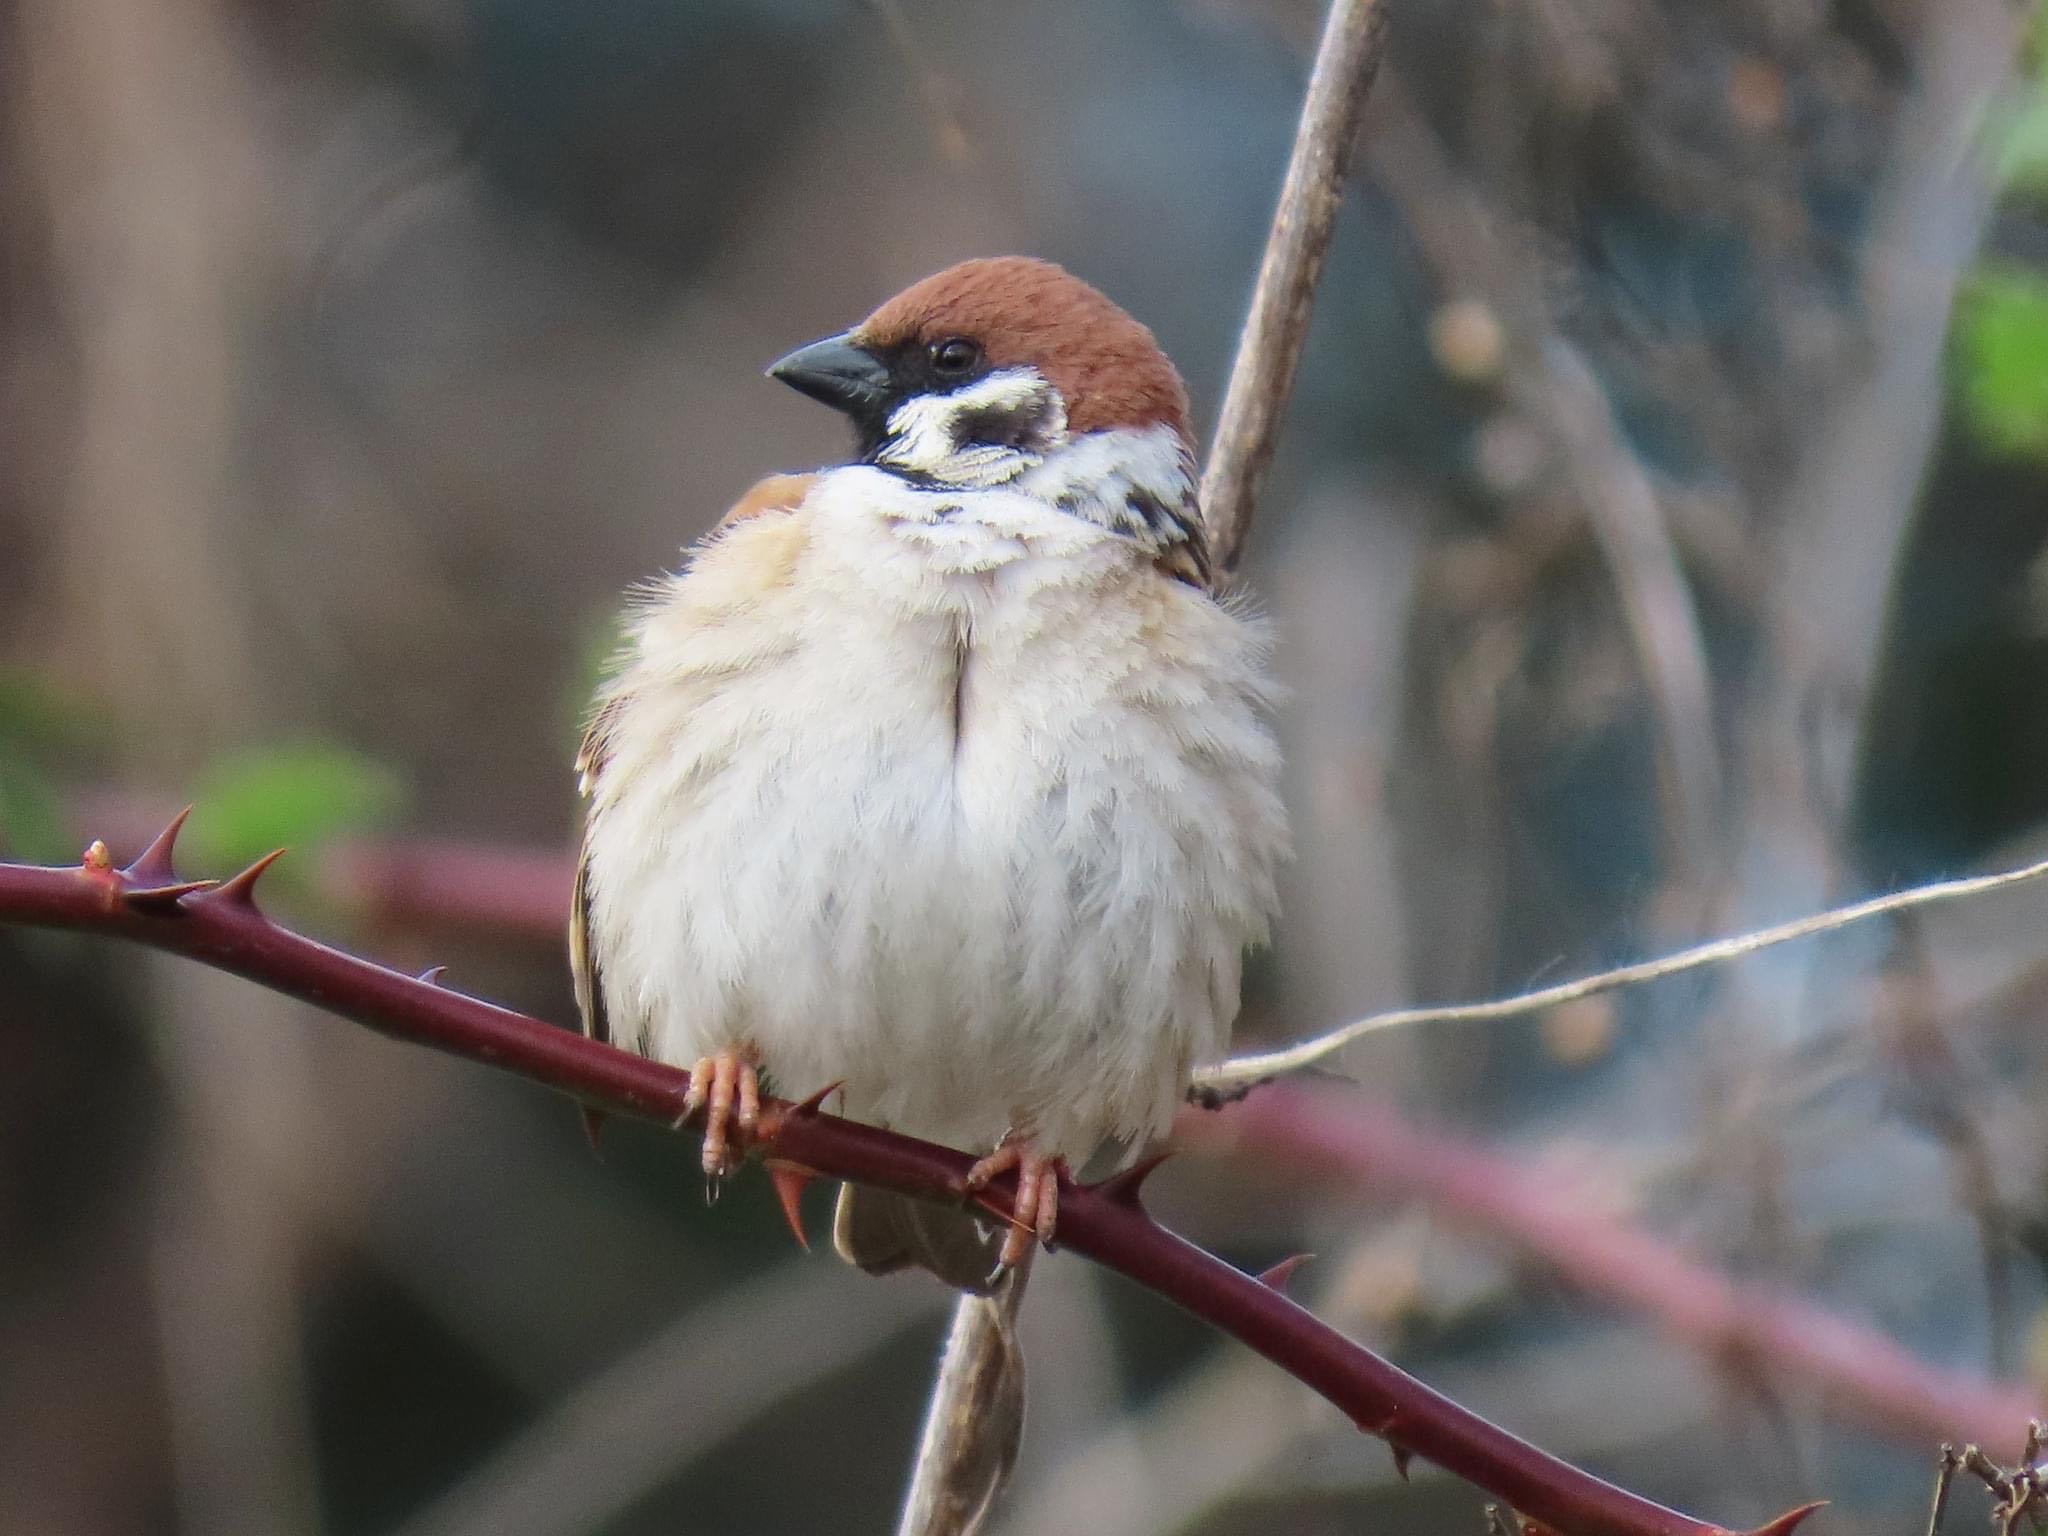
[580,477,1284,1160]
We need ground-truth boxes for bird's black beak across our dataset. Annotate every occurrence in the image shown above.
[768,333,892,418]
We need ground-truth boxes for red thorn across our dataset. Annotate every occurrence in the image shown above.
[1740,1503,1826,1536]
[418,965,449,986]
[791,1081,844,1118]
[766,1160,818,1249]
[81,840,113,874]
[123,806,193,885]
[579,1106,607,1156]
[203,847,289,907]
[1389,1442,1413,1481]
[1091,1149,1175,1207]
[120,879,215,911]
[1257,1253,1315,1294]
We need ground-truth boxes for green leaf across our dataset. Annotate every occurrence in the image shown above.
[184,744,408,872]
[1955,267,2048,462]
[0,751,73,865]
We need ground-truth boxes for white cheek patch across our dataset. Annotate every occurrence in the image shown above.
[880,367,1068,486]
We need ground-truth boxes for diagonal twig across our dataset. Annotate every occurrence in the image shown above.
[1198,0,1389,575]
[0,826,1815,1536]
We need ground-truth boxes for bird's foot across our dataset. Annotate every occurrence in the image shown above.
[680,1047,761,1184]
[964,1132,1067,1269]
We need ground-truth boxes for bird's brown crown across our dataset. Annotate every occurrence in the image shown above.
[854,257,1193,447]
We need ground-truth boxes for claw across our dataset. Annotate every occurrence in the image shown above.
[965,1133,1067,1269]
[680,1048,760,1180]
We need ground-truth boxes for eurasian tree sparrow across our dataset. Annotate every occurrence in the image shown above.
[572,257,1286,1287]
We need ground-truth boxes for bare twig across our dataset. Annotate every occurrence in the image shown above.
[894,1277,1027,1536]
[1939,1429,2048,1536]
[1198,0,1389,574]
[0,826,1816,1536]
[1194,847,2048,1095]
[1928,1444,1963,1536]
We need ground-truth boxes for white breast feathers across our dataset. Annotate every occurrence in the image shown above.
[579,427,1287,1161]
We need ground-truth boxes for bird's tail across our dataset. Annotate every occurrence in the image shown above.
[833,1183,1006,1294]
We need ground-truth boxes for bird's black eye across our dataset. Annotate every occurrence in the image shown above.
[929,337,981,377]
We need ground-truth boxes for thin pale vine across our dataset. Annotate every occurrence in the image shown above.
[1195,851,2048,1097]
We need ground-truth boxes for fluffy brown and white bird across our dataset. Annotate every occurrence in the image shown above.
[572,257,1286,1289]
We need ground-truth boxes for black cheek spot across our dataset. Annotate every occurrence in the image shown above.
[952,401,1043,451]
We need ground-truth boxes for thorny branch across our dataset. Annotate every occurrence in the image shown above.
[1198,0,1388,574]
[76,800,2048,1471]
[56,801,2048,1457]
[0,823,1816,1536]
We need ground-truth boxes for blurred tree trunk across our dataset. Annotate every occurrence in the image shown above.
[12,0,274,765]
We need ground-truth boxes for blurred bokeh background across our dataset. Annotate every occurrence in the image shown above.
[6,0,2048,1531]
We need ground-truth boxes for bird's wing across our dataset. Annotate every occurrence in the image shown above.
[568,470,821,1053]
[570,700,619,1050]
[1130,483,1212,590]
